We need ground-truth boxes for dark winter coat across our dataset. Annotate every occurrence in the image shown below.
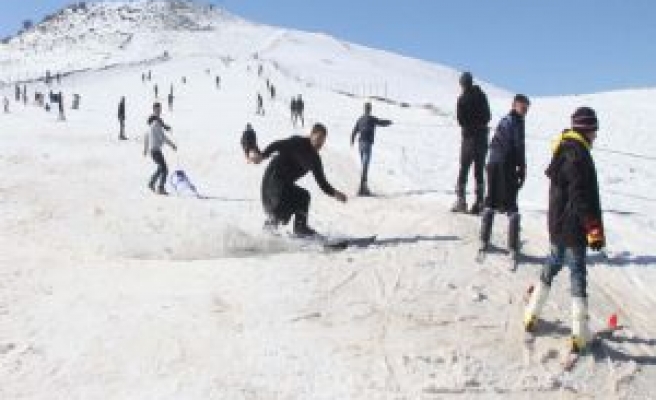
[546,130,603,248]
[484,110,526,212]
[260,136,336,214]
[351,115,392,144]
[457,85,491,137]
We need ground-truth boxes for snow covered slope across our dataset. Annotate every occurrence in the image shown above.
[0,0,507,108]
[1,1,655,399]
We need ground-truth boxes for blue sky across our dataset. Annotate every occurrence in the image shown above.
[1,0,655,96]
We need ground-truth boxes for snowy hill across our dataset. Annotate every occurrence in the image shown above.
[0,0,506,108]
[1,1,656,399]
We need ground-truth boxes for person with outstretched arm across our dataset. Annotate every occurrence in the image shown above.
[249,123,347,237]
[144,102,177,195]
[350,102,392,196]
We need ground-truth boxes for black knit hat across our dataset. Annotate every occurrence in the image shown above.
[571,107,598,132]
[460,72,473,88]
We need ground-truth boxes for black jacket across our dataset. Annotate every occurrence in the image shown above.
[488,110,526,168]
[457,85,491,136]
[351,115,392,144]
[484,111,526,212]
[261,136,335,196]
[546,130,603,247]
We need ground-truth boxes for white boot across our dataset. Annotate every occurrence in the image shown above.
[571,297,591,352]
[524,282,550,332]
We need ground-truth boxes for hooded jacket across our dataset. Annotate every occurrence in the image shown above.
[546,130,603,247]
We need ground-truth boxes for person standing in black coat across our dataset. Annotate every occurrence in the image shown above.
[452,72,492,214]
[524,107,605,354]
[249,124,348,237]
[351,102,392,196]
[479,94,530,256]
[118,97,127,140]
[290,97,298,126]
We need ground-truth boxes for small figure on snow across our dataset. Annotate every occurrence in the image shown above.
[350,102,392,196]
[144,102,177,195]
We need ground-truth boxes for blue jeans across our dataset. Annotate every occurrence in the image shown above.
[540,244,588,298]
[359,141,373,183]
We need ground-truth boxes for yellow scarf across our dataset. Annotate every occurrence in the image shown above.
[551,130,591,154]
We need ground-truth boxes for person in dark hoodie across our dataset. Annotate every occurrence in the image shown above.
[452,72,492,214]
[350,102,392,196]
[524,107,605,354]
[479,94,530,257]
[249,123,348,237]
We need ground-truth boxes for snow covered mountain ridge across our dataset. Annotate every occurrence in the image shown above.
[0,0,507,106]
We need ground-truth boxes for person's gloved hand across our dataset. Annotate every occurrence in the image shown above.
[585,219,605,251]
[517,165,526,188]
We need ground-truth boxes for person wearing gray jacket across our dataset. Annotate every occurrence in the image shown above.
[144,102,177,195]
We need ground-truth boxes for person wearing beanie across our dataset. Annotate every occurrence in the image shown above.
[524,106,605,354]
[453,71,492,214]
[479,94,530,260]
[249,123,348,237]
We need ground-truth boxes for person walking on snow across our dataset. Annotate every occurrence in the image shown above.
[3,96,9,113]
[118,97,127,140]
[256,93,265,116]
[452,72,492,214]
[297,95,305,127]
[479,94,530,257]
[249,123,348,237]
[144,102,177,195]
[524,107,606,354]
[351,102,392,196]
[290,97,298,126]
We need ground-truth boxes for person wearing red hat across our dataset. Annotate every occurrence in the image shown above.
[524,106,605,353]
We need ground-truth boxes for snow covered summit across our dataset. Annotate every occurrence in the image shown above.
[0,0,506,106]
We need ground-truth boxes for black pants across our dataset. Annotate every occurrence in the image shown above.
[456,131,488,198]
[262,180,310,224]
[150,150,168,190]
[119,118,125,138]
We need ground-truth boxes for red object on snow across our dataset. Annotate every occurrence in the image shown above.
[609,313,618,329]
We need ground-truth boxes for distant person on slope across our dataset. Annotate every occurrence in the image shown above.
[241,123,261,160]
[3,96,9,113]
[297,95,305,127]
[256,93,265,116]
[249,123,348,237]
[290,97,298,127]
[118,97,127,140]
[479,94,530,258]
[144,102,177,195]
[58,92,65,121]
[524,107,605,354]
[453,71,492,215]
[350,102,392,196]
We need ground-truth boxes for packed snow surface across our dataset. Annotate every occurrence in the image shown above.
[1,1,655,398]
